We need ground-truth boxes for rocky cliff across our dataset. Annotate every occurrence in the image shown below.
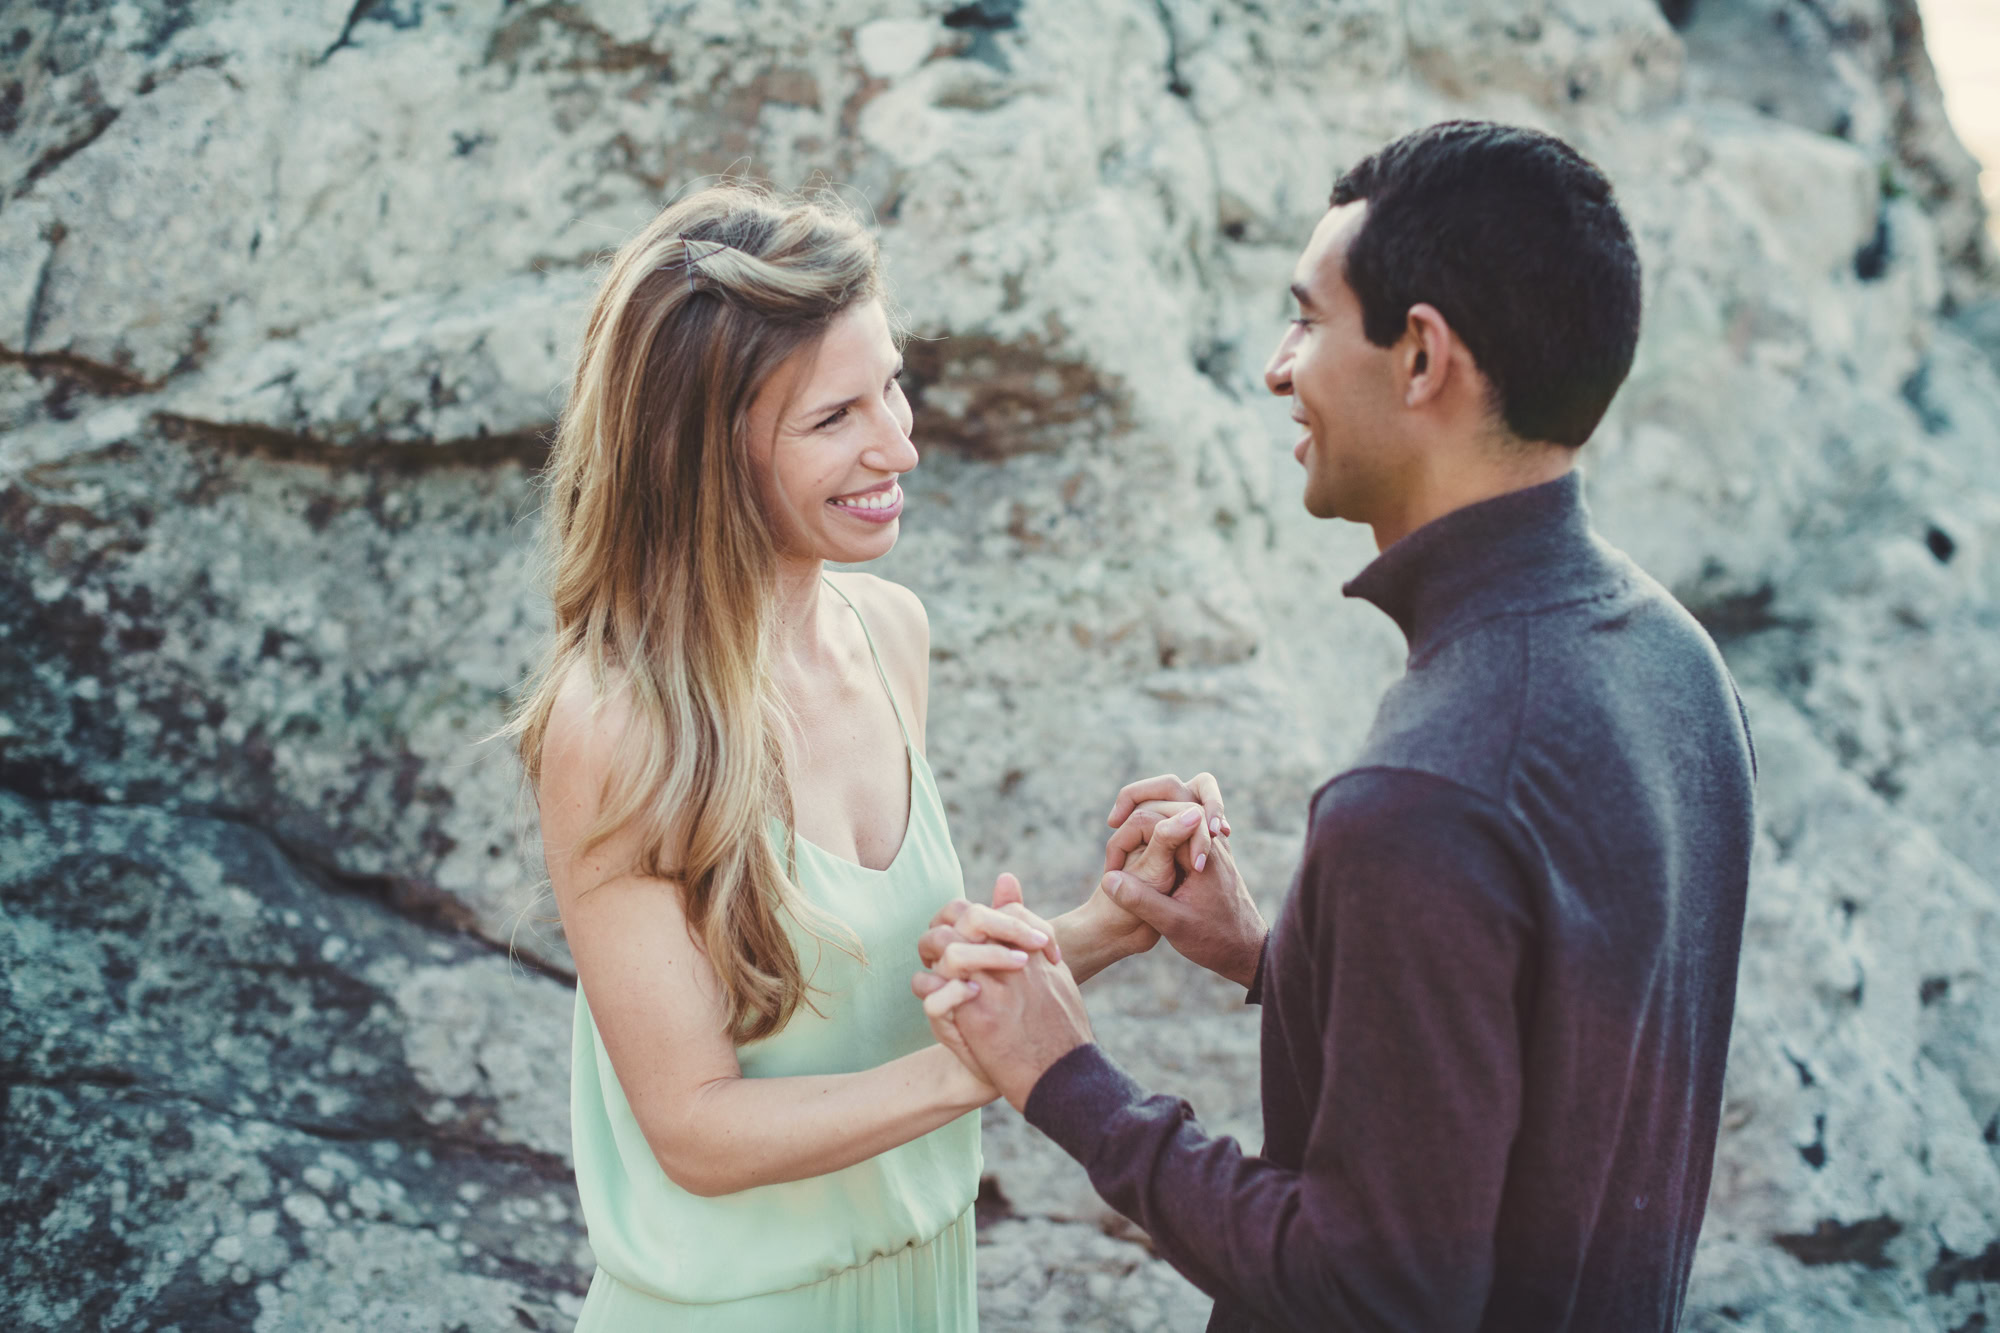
[5,1,1999,1329]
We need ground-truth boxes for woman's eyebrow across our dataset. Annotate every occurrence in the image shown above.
[800,391,860,422]
[798,359,905,422]
[1289,282,1316,309]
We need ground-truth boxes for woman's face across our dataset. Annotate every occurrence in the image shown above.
[748,298,917,566]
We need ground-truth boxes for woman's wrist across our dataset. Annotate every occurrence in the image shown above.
[1054,891,1143,985]
[925,1040,997,1112]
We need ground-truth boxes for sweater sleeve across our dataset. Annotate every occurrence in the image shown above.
[1025,769,1536,1331]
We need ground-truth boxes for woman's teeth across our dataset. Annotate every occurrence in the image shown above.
[831,487,899,510]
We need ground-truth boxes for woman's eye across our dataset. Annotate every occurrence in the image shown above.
[817,407,849,430]
[1290,316,1312,329]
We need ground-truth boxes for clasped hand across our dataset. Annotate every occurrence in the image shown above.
[909,773,1267,1111]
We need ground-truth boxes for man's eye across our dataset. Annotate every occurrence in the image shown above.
[1290,317,1313,329]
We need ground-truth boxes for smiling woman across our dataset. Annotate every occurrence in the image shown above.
[746,298,914,559]
[501,182,1051,1331]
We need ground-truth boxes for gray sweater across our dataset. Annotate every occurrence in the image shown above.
[1026,470,1757,1331]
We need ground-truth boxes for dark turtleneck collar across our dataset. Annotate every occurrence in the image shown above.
[1343,469,1615,659]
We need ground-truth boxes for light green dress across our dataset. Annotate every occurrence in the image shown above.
[569,584,981,1331]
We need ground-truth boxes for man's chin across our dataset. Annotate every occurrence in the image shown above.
[1301,487,1342,521]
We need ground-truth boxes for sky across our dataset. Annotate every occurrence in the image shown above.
[1922,0,2000,244]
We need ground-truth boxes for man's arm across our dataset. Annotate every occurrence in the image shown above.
[1023,770,1537,1329]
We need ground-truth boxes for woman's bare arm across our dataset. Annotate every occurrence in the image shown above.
[542,668,1007,1198]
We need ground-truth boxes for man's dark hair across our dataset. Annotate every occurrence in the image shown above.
[1331,121,1641,448]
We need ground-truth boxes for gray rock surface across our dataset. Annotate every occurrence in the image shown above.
[4,0,1999,1329]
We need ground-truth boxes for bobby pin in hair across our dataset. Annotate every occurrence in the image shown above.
[659,237,730,295]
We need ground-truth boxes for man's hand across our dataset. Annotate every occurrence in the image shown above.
[914,874,1065,1091]
[915,875,1095,1111]
[1102,807,1268,990]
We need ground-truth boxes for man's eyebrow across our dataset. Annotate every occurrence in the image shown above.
[1289,282,1316,309]
[799,358,905,422]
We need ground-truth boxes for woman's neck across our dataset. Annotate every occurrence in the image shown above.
[772,555,834,670]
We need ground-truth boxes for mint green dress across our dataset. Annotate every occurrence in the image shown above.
[569,584,981,1330]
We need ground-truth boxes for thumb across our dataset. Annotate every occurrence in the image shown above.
[992,872,1024,911]
[1101,870,1185,932]
[1129,806,1202,883]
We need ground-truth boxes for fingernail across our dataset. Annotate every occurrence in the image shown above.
[1210,816,1221,834]
[1178,808,1201,826]
[1029,931,1049,946]
[1194,853,1207,872]
[967,980,980,995]
[1008,949,1028,962]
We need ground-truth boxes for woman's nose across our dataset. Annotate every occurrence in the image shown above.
[867,414,919,473]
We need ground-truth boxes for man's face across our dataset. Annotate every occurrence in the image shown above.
[1263,201,1409,522]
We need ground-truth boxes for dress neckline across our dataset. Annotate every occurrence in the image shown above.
[781,576,920,876]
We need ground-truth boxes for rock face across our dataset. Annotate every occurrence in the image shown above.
[4,1,1999,1330]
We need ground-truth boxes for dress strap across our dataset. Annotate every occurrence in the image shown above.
[821,576,914,751]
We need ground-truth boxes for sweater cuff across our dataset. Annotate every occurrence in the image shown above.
[1244,933,1269,1006]
[1022,1042,1150,1168]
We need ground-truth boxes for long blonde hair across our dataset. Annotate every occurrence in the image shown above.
[513,181,882,1043]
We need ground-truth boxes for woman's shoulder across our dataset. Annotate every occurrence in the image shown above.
[826,571,928,664]
[540,657,649,788]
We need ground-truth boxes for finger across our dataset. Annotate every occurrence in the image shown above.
[1106,774,1189,828]
[1100,869,1192,934]
[935,940,1031,980]
[1189,771,1227,838]
[1129,805,1204,882]
[992,902,1062,964]
[997,900,1058,939]
[927,898,971,932]
[1104,807,1169,871]
[950,903,1051,953]
[911,969,950,999]
[921,976,983,1019]
[991,873,1024,911]
[918,924,960,969]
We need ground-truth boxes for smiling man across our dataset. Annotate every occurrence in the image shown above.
[918,121,1759,1332]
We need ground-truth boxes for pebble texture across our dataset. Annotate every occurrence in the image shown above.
[4,1,2000,1329]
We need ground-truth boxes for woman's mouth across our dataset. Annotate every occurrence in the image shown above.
[828,482,904,524]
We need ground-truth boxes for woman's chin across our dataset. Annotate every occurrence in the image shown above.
[816,520,899,565]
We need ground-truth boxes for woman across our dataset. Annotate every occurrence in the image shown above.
[511,182,1215,1330]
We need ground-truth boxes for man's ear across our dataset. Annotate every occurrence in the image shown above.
[1403,303,1454,407]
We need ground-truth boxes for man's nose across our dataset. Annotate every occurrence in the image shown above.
[1264,329,1297,397]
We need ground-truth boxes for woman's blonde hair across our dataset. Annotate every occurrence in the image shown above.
[513,181,883,1043]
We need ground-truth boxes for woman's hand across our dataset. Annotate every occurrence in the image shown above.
[1100,810,1266,991]
[914,874,1062,1082]
[1105,772,1231,872]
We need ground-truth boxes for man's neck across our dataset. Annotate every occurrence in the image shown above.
[1367,445,1576,552]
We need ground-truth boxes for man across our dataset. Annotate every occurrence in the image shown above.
[914,121,1757,1331]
